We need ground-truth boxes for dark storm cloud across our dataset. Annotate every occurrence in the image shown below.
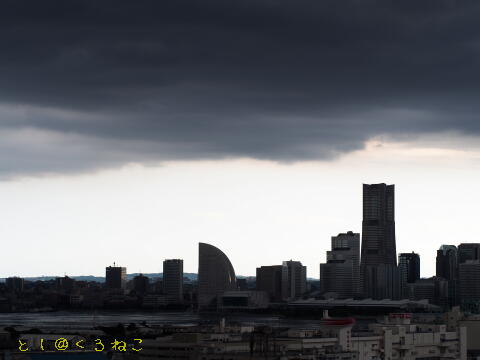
[1,0,480,175]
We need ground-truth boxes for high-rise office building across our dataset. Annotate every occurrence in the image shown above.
[436,245,458,307]
[398,252,420,283]
[360,183,398,299]
[133,274,149,295]
[105,265,127,290]
[320,231,360,298]
[399,252,420,298]
[459,260,480,305]
[458,243,480,264]
[163,259,184,304]
[361,184,397,267]
[256,265,283,302]
[436,245,458,280]
[198,243,237,309]
[281,260,307,301]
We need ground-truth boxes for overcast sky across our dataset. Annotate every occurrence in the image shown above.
[2,0,480,278]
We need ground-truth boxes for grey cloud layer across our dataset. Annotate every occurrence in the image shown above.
[1,0,480,175]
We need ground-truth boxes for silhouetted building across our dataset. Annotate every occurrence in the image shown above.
[282,260,306,300]
[407,278,435,304]
[219,291,269,310]
[198,243,237,309]
[459,260,480,306]
[407,277,448,308]
[360,183,398,299]
[458,243,480,264]
[163,259,183,304]
[436,245,458,307]
[6,277,24,292]
[399,252,420,283]
[55,276,75,292]
[133,274,149,295]
[105,265,127,290]
[256,265,283,302]
[433,276,450,309]
[363,263,401,300]
[436,245,458,280]
[236,278,248,290]
[153,279,164,294]
[399,252,420,298]
[320,231,360,298]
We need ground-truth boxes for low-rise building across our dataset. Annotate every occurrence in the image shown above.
[133,312,466,360]
[218,291,269,310]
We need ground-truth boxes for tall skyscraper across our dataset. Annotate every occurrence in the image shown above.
[361,183,396,267]
[320,231,360,298]
[281,260,307,301]
[198,243,237,309]
[256,265,283,302]
[360,183,398,299]
[436,245,458,307]
[398,252,420,298]
[105,265,127,290]
[163,259,184,304]
[458,243,480,264]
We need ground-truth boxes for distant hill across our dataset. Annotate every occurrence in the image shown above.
[126,273,198,281]
[0,273,317,283]
[0,273,199,283]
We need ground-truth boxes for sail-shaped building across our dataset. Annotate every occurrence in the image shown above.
[198,242,237,309]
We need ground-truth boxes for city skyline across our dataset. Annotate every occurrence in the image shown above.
[3,1,480,280]
[2,179,477,280]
